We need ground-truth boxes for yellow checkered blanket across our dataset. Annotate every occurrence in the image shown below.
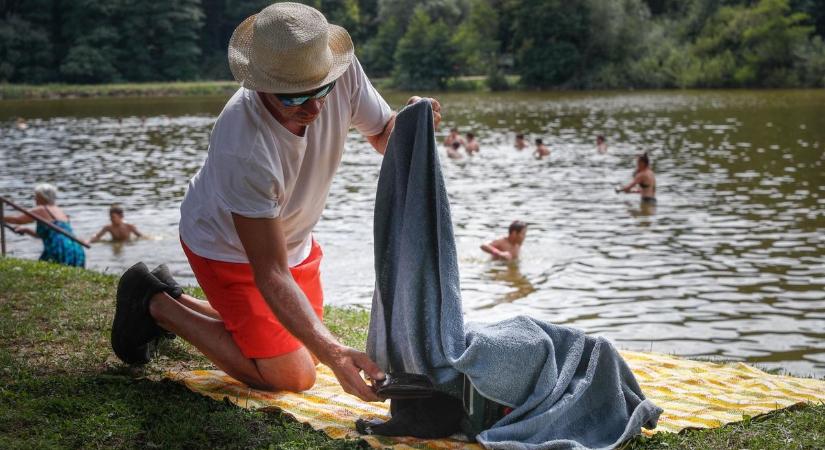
[166,351,825,449]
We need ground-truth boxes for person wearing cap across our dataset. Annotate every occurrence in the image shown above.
[110,2,441,402]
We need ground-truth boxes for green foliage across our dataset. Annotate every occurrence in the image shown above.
[1,0,824,88]
[451,0,500,75]
[795,36,825,87]
[0,16,52,83]
[691,0,813,87]
[510,0,590,88]
[360,17,404,77]
[392,7,458,89]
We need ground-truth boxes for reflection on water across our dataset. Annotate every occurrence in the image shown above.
[1,90,824,376]
[475,261,537,308]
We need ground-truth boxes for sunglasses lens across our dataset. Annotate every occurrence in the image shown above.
[277,82,335,106]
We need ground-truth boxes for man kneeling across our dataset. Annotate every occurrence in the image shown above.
[109,2,441,403]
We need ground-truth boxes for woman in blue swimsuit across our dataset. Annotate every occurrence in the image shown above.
[5,184,85,267]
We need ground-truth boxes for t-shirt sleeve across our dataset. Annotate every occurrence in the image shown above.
[213,152,282,219]
[348,56,393,136]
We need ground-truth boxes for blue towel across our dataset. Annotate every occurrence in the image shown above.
[367,100,662,449]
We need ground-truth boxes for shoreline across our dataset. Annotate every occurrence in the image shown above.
[5,79,822,101]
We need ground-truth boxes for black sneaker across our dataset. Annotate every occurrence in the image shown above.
[111,262,171,365]
[150,264,183,299]
[150,264,182,340]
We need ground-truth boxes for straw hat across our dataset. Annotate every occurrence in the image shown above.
[228,2,353,94]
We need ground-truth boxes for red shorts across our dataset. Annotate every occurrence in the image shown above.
[181,238,324,359]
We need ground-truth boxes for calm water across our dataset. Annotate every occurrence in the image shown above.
[1,90,823,376]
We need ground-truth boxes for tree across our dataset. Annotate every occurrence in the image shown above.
[451,0,500,75]
[510,0,590,88]
[392,7,458,89]
[692,0,813,86]
[361,16,404,76]
[0,15,52,83]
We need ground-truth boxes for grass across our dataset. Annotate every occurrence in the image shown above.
[0,81,240,100]
[0,75,524,100]
[1,257,823,449]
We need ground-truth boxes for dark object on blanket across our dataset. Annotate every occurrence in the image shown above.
[372,372,436,399]
[460,374,513,440]
[356,392,464,438]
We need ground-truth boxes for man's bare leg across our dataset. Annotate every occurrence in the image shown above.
[149,292,316,391]
[174,293,222,320]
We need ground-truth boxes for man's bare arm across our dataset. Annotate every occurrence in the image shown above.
[366,112,397,155]
[231,213,383,401]
[129,224,145,238]
[89,226,109,243]
[619,174,643,193]
[481,242,513,260]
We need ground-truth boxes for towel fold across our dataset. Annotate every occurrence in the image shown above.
[367,100,662,449]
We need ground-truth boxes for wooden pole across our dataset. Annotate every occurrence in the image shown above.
[0,196,91,249]
[0,201,5,257]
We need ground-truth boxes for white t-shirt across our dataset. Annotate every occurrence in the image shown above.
[179,57,392,266]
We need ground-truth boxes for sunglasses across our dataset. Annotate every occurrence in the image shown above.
[276,81,336,107]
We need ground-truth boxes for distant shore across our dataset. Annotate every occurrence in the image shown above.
[0,76,525,101]
[0,81,241,100]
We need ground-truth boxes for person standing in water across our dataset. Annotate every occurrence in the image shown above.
[4,183,86,267]
[534,138,550,159]
[481,221,528,261]
[617,152,656,203]
[89,204,145,243]
[447,140,463,159]
[444,128,464,149]
[465,132,480,155]
[514,133,529,150]
[596,135,608,154]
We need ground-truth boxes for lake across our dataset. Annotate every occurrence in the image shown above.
[1,89,823,376]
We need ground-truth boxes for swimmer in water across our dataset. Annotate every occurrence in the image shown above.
[596,135,607,154]
[447,140,463,159]
[534,138,550,159]
[481,220,527,261]
[89,204,145,243]
[514,133,529,150]
[465,132,480,155]
[444,128,464,149]
[616,152,656,203]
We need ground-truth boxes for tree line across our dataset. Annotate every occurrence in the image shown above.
[1,0,824,89]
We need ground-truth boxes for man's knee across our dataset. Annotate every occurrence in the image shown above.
[256,351,317,392]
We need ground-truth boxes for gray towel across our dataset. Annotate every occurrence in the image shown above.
[367,100,663,449]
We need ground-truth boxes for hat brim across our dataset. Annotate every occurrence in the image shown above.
[228,15,354,94]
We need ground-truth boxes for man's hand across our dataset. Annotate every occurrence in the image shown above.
[367,96,442,154]
[324,344,385,402]
[407,96,442,129]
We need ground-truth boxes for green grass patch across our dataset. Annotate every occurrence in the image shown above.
[1,257,823,449]
[0,81,240,100]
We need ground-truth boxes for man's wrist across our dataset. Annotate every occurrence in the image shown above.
[314,339,346,365]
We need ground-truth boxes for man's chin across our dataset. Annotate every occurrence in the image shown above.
[294,116,319,125]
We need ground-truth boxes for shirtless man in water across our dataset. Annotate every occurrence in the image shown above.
[464,132,480,155]
[617,152,656,203]
[514,133,529,150]
[481,221,527,261]
[534,138,550,159]
[90,204,144,243]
